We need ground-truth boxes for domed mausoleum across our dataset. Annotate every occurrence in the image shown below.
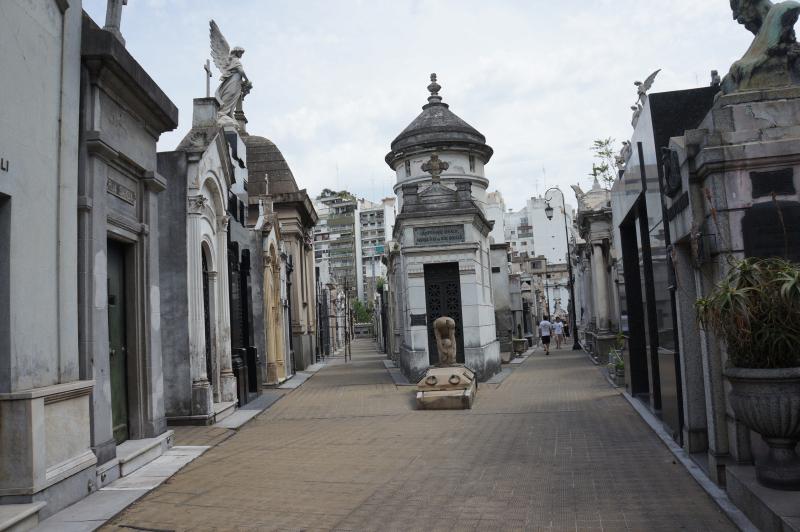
[385,74,501,382]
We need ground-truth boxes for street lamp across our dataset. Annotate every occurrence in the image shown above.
[544,187,581,351]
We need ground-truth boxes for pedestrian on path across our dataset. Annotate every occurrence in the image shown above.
[539,316,553,355]
[553,317,564,349]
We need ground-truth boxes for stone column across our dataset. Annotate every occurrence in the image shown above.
[216,215,237,403]
[187,196,212,415]
[263,251,278,384]
[591,242,610,331]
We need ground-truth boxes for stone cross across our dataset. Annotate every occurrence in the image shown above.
[421,153,449,183]
[104,0,128,44]
[204,59,213,98]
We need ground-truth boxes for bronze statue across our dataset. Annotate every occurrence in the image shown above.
[723,0,800,93]
[433,316,457,366]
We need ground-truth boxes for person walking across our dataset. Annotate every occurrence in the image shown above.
[553,317,564,349]
[539,316,553,355]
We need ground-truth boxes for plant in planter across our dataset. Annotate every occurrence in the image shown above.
[696,257,800,490]
[604,332,626,386]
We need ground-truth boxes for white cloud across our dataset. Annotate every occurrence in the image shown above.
[82,0,753,209]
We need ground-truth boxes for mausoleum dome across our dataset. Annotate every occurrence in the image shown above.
[242,134,299,195]
[385,74,493,169]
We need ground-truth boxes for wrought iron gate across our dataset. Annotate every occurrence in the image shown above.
[423,262,465,365]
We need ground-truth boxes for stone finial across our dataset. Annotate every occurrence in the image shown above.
[421,153,449,183]
[427,73,443,104]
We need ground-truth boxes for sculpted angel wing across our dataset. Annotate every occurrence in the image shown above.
[640,69,661,93]
[209,20,231,74]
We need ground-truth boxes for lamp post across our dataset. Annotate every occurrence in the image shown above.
[544,187,581,351]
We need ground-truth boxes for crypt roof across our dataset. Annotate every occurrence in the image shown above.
[241,134,299,195]
[385,74,493,168]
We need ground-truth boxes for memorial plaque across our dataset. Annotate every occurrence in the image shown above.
[750,168,795,198]
[667,191,689,221]
[410,313,427,326]
[742,201,800,261]
[107,178,136,205]
[414,225,464,246]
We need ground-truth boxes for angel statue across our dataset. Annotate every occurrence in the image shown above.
[721,0,800,93]
[209,20,253,128]
[630,69,660,128]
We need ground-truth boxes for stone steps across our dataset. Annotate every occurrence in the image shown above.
[97,431,174,489]
[0,502,46,532]
[212,401,236,423]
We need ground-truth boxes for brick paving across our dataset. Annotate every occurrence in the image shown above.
[102,340,735,531]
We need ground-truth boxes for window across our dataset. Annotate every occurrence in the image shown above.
[404,160,411,177]
[469,155,475,172]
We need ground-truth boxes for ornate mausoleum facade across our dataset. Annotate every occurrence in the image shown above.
[385,75,501,382]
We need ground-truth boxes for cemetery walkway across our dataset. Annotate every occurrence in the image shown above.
[102,340,735,531]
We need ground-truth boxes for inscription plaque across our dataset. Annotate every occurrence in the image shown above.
[107,178,136,205]
[414,225,464,246]
[410,313,427,326]
[750,168,795,198]
[742,201,800,261]
[667,191,689,221]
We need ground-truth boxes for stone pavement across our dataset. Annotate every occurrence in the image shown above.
[102,341,736,531]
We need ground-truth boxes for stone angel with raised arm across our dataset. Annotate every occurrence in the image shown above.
[209,20,252,127]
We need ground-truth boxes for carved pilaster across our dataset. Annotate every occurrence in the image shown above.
[188,195,208,215]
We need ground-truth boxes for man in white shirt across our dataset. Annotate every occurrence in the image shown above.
[553,317,564,349]
[539,316,552,355]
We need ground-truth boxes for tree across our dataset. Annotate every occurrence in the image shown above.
[352,299,373,323]
[589,138,618,190]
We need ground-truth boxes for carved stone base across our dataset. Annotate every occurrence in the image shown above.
[266,362,278,384]
[191,380,213,417]
[415,366,476,410]
[219,371,238,403]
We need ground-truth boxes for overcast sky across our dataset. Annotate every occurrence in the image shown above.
[83,0,751,210]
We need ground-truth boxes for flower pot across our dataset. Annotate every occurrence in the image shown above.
[724,366,800,490]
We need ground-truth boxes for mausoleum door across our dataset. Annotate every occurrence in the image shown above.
[202,252,213,386]
[423,263,465,365]
[107,240,129,444]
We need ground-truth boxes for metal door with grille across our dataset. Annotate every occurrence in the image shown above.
[423,263,464,365]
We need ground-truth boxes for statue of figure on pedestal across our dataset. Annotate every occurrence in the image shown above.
[723,0,800,93]
[209,20,252,128]
[433,316,457,367]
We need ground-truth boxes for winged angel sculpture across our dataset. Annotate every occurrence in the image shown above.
[722,0,800,93]
[210,20,252,127]
[630,70,660,128]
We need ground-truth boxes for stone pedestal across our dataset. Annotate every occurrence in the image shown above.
[415,366,476,410]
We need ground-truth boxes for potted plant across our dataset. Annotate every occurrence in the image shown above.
[696,257,800,490]
[607,333,626,387]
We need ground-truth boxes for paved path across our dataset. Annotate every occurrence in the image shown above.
[103,341,735,531]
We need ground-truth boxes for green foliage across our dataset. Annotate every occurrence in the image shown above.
[352,299,374,323]
[590,138,618,189]
[376,276,385,292]
[615,331,626,351]
[696,258,800,369]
